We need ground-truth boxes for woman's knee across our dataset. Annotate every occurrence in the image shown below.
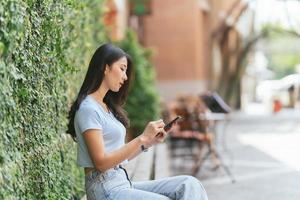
[178,175,208,199]
[178,175,200,185]
[183,175,206,193]
[184,176,200,185]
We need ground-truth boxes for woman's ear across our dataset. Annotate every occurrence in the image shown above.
[104,64,110,75]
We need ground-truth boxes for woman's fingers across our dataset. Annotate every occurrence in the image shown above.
[150,120,165,133]
[156,128,167,142]
[144,119,166,140]
[154,119,165,128]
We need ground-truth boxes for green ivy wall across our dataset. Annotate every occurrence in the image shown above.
[0,0,107,199]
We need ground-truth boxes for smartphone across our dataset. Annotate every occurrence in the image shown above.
[156,116,181,137]
[164,116,181,131]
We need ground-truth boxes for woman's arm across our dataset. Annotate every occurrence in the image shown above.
[84,130,145,171]
[83,120,166,172]
[126,138,145,161]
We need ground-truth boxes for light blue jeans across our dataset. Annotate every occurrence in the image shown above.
[85,166,208,200]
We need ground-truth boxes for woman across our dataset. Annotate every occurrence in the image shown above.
[67,43,208,200]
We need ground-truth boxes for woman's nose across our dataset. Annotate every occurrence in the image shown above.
[123,73,128,81]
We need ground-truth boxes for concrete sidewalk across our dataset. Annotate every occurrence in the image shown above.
[170,104,300,200]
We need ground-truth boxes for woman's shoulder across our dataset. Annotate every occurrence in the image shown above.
[76,97,105,118]
[74,98,106,132]
[77,97,98,113]
[75,103,104,126]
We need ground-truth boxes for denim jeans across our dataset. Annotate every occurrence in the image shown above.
[85,166,208,200]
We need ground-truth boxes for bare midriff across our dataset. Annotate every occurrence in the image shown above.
[85,167,96,175]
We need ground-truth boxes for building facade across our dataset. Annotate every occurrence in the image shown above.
[143,0,212,100]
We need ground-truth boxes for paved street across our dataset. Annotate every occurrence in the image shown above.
[170,104,300,200]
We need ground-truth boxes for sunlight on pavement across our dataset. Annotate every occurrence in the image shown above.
[238,133,300,171]
[243,102,271,115]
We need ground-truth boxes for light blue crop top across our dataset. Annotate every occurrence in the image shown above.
[74,95,127,168]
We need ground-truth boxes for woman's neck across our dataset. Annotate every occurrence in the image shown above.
[92,85,108,103]
[90,86,110,112]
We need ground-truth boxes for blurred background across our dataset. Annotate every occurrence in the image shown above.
[0,0,299,199]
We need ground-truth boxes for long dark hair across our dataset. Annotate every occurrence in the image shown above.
[66,43,132,141]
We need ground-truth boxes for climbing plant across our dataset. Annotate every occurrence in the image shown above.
[0,0,107,199]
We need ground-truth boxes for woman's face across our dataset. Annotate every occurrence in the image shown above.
[104,56,128,92]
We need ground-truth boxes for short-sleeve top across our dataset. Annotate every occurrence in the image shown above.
[74,95,127,168]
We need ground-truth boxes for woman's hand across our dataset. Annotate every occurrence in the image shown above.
[140,119,179,148]
[140,119,165,147]
[152,120,179,145]
[150,130,167,146]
